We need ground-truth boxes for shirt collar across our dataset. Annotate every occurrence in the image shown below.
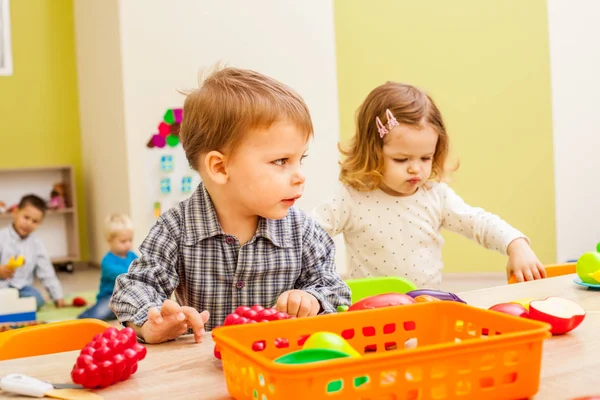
[183,182,292,248]
[8,224,27,242]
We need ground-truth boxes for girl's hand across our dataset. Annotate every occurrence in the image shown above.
[506,238,547,282]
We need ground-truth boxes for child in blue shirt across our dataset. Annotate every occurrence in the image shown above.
[78,214,137,321]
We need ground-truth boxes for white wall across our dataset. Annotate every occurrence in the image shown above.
[114,0,346,270]
[548,0,600,262]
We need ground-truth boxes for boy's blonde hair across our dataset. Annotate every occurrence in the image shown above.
[180,65,314,170]
[105,214,133,240]
[340,82,453,191]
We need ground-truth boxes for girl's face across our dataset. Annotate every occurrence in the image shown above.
[380,123,439,196]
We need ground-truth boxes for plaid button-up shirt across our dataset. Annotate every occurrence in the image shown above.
[110,183,351,331]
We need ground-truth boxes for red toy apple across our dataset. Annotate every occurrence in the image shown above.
[528,297,586,335]
[348,293,416,311]
[72,297,87,307]
[488,302,529,318]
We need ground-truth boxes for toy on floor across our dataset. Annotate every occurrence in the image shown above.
[0,288,37,323]
[274,332,360,365]
[71,327,146,389]
[6,255,25,269]
[213,305,292,359]
[72,297,87,307]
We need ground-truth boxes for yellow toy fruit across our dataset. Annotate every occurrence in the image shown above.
[588,270,600,284]
[7,256,25,269]
[302,332,361,358]
[510,298,537,311]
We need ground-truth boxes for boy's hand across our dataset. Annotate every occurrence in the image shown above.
[0,265,15,279]
[54,299,65,308]
[506,238,547,282]
[276,290,320,317]
[139,299,210,344]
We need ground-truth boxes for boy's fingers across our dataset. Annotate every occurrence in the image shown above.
[276,291,290,313]
[161,299,185,321]
[182,307,209,343]
[148,307,163,324]
[531,266,542,280]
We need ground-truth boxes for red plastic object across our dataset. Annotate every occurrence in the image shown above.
[72,297,87,307]
[528,297,586,335]
[158,122,171,136]
[348,293,416,311]
[71,327,146,388]
[213,305,291,360]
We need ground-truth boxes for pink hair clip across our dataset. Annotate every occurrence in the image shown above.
[375,116,388,138]
[375,109,399,138]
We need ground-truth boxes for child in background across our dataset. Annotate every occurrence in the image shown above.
[110,66,350,344]
[313,82,546,288]
[0,194,64,309]
[78,214,137,321]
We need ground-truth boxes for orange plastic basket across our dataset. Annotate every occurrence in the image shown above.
[212,302,551,400]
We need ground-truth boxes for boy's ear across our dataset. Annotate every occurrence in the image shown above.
[203,151,229,185]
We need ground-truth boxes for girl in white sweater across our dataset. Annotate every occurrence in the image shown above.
[313,82,545,289]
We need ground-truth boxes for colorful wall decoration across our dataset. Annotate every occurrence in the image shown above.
[145,108,201,219]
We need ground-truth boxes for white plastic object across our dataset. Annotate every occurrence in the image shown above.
[0,373,53,397]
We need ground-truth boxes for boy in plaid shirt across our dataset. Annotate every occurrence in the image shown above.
[110,66,350,344]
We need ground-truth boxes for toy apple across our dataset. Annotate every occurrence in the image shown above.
[528,297,586,335]
[348,293,415,311]
[488,303,529,318]
[73,297,87,307]
[576,252,600,284]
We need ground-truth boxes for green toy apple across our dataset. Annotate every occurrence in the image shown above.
[576,252,600,284]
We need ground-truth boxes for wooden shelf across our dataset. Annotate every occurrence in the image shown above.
[0,208,74,219]
[0,166,81,264]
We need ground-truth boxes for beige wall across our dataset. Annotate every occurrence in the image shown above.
[74,0,130,263]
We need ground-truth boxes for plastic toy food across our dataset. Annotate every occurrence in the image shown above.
[213,305,292,359]
[528,297,586,335]
[302,332,361,358]
[510,298,536,311]
[72,297,87,307]
[347,293,416,311]
[274,348,350,365]
[71,327,146,388]
[576,252,600,284]
[405,289,466,303]
[414,294,442,303]
[488,303,529,318]
[6,256,25,269]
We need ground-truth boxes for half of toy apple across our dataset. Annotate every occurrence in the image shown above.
[528,297,586,335]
